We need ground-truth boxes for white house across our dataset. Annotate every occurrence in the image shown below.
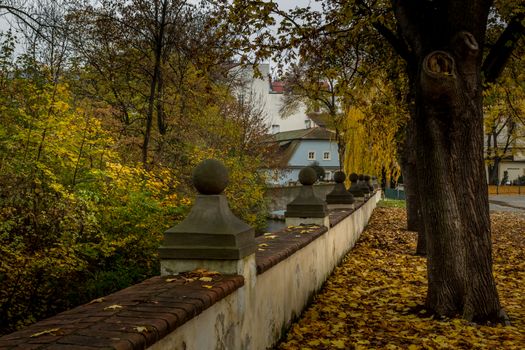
[231,63,324,134]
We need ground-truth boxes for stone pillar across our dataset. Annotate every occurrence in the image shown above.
[371,176,380,190]
[348,172,365,201]
[158,159,256,279]
[364,175,374,192]
[358,174,371,198]
[285,167,329,227]
[325,171,355,210]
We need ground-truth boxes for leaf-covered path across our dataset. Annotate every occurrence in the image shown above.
[277,208,525,349]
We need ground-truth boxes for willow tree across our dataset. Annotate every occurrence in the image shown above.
[341,73,407,184]
[216,0,524,323]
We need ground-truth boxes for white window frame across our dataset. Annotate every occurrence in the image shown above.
[305,119,311,129]
[308,151,316,160]
[323,151,331,160]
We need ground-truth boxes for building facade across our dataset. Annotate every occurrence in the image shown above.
[266,128,340,185]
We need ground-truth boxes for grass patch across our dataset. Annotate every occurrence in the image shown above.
[378,198,406,208]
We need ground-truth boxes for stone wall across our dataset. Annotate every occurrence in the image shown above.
[265,183,335,212]
[0,191,381,350]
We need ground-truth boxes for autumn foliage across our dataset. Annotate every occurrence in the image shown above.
[0,21,269,334]
[278,208,525,349]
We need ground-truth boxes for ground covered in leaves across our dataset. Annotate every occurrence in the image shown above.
[277,208,525,349]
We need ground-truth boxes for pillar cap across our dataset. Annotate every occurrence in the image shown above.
[192,159,229,195]
[159,159,255,260]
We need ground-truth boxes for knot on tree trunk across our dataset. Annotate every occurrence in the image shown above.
[421,51,457,102]
[453,31,479,53]
[452,31,479,89]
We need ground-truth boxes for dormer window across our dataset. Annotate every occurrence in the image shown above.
[305,119,311,129]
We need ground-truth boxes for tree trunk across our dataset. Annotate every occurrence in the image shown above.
[416,45,501,322]
[402,133,426,256]
[394,1,504,323]
[488,157,501,185]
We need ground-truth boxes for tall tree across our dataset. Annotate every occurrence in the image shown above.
[68,0,229,166]
[218,0,524,323]
[391,0,522,322]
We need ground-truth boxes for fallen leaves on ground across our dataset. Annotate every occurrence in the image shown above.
[103,304,123,311]
[88,297,105,304]
[165,268,222,284]
[278,208,525,349]
[30,328,61,338]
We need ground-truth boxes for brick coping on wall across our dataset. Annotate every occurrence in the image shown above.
[0,194,376,349]
[255,202,364,275]
[0,276,244,350]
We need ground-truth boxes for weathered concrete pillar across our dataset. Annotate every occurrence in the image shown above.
[358,174,371,198]
[158,159,256,280]
[285,167,329,227]
[364,175,374,192]
[326,171,355,210]
[348,172,365,201]
[371,176,380,190]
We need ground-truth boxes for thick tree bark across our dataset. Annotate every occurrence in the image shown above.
[399,65,425,254]
[403,118,426,255]
[401,130,426,256]
[400,129,420,229]
[393,1,505,323]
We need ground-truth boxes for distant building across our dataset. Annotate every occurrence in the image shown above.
[485,124,525,184]
[231,64,324,133]
[265,127,340,185]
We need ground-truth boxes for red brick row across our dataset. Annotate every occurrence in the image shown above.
[0,275,244,349]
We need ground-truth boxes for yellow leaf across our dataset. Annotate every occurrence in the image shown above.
[199,277,213,282]
[308,339,320,346]
[88,297,104,304]
[331,339,346,349]
[31,328,60,338]
[104,304,123,311]
[202,284,213,289]
[258,243,269,247]
[133,326,150,333]
[433,335,448,345]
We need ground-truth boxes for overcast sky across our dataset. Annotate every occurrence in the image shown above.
[276,0,322,11]
[0,0,324,60]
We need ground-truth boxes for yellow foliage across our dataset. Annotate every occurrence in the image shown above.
[277,208,525,349]
[341,75,406,183]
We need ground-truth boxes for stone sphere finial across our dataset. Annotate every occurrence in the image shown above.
[364,175,370,181]
[334,171,346,183]
[192,159,229,195]
[358,174,365,181]
[349,173,358,182]
[299,167,317,186]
